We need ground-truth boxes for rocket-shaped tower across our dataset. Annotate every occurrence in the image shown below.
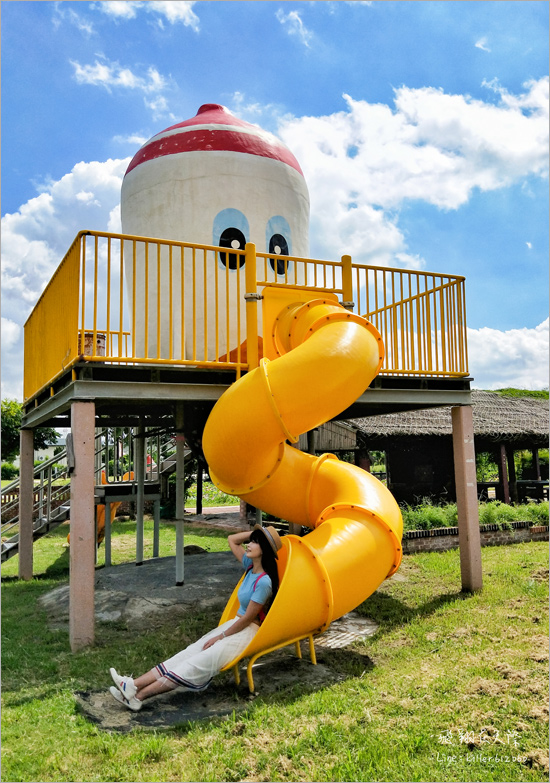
[121,103,310,362]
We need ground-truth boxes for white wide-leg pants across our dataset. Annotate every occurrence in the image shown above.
[154,618,258,692]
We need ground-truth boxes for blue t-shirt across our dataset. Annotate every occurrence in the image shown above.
[237,554,272,617]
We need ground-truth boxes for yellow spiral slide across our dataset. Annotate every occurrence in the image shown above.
[202,286,403,684]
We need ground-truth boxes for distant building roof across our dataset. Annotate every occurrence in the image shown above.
[350,390,549,445]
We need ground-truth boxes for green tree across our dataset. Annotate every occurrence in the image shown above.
[1,398,59,462]
[476,451,498,482]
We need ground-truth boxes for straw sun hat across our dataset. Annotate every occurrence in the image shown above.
[253,525,283,558]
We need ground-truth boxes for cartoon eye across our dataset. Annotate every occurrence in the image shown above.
[214,209,249,270]
[268,233,289,276]
[219,227,246,270]
[266,216,292,277]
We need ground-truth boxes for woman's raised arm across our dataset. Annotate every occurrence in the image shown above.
[227,530,251,563]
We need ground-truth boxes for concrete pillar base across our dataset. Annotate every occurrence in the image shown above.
[69,401,96,651]
[452,405,483,592]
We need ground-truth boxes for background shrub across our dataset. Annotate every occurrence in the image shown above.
[401,498,548,532]
[1,463,19,481]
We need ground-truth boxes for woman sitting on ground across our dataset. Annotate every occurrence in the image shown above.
[109,525,282,711]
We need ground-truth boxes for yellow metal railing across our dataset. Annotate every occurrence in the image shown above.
[23,230,469,401]
[24,234,81,402]
[351,263,468,377]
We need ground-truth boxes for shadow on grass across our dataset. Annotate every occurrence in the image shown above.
[310,647,374,677]
[1,550,71,582]
[357,588,469,633]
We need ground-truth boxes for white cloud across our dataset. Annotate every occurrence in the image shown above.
[0,318,24,401]
[227,92,292,133]
[112,132,149,146]
[326,0,373,12]
[53,2,95,35]
[93,1,140,19]
[276,9,313,48]
[93,0,200,31]
[107,204,122,234]
[475,36,491,53]
[1,318,21,350]
[75,190,100,205]
[277,78,549,266]
[1,159,129,401]
[482,76,548,114]
[468,319,549,390]
[150,1,200,30]
[144,95,177,122]
[70,56,175,119]
[71,58,168,94]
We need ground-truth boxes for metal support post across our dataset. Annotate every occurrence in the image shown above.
[135,418,145,565]
[94,507,98,565]
[153,498,160,558]
[175,404,185,585]
[196,465,203,515]
[104,501,112,567]
[38,470,44,522]
[452,405,483,592]
[46,465,52,524]
[341,254,354,310]
[245,242,259,370]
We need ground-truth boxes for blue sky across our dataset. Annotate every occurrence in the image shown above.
[2,0,548,400]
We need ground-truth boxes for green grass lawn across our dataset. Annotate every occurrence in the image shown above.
[1,522,548,782]
[186,480,239,508]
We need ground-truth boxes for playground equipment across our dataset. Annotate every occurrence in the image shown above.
[1,429,188,564]
[18,103,478,658]
[66,471,133,547]
[203,286,403,689]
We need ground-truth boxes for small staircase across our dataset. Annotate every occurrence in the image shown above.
[1,503,71,562]
[1,427,195,563]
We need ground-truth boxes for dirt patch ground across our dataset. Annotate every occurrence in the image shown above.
[76,648,352,732]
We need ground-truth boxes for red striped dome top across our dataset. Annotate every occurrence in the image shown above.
[125,104,304,177]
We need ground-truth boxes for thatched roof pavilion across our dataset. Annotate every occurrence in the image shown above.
[343,391,548,505]
[350,390,548,449]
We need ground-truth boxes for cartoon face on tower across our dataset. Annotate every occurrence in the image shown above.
[121,103,310,362]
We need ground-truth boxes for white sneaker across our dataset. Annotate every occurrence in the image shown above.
[109,685,143,712]
[110,667,137,699]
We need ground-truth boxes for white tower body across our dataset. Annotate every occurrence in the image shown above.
[121,104,310,363]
